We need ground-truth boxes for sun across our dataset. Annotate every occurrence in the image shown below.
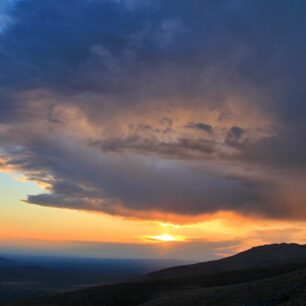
[149,233,185,242]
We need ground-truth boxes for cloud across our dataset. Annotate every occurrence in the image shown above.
[2,137,265,215]
[185,122,214,134]
[92,136,216,158]
[225,126,245,147]
[1,0,306,222]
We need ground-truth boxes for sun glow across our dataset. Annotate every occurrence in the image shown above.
[149,233,186,242]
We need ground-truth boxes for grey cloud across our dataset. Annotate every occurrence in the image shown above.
[92,136,216,158]
[185,122,214,134]
[236,129,306,169]
[225,126,245,147]
[1,136,284,219]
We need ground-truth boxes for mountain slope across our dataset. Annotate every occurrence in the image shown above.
[144,243,306,280]
[12,243,306,306]
[140,268,306,306]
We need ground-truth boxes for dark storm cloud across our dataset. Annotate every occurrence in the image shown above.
[1,0,306,119]
[0,0,204,95]
[1,0,306,220]
[0,1,281,111]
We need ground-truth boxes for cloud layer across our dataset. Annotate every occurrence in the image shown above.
[1,0,306,221]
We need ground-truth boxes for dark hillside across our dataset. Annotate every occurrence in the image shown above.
[13,244,306,306]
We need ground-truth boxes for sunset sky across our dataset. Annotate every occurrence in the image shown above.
[0,0,306,261]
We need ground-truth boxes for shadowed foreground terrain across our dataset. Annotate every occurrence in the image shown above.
[0,256,184,305]
[11,244,306,306]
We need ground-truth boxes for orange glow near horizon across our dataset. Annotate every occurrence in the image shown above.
[0,172,306,259]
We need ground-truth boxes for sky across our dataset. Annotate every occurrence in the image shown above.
[0,0,306,261]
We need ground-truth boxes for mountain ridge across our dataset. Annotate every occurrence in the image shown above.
[143,243,306,280]
[11,243,306,306]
